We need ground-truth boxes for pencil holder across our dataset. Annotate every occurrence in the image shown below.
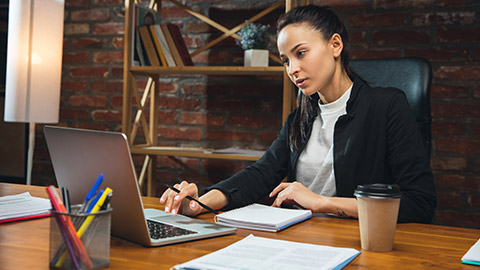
[49,205,112,270]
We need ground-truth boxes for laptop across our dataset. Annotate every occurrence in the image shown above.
[43,126,236,247]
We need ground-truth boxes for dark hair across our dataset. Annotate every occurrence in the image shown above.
[277,5,353,152]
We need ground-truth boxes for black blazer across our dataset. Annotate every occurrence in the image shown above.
[207,77,437,223]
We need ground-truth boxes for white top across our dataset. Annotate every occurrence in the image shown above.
[296,85,353,196]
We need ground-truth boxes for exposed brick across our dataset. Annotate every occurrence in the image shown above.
[432,122,465,136]
[435,175,480,191]
[91,81,123,92]
[434,0,465,7]
[437,28,480,43]
[430,84,469,99]
[92,22,124,35]
[474,86,480,99]
[435,65,480,81]
[92,0,124,6]
[70,122,109,131]
[373,0,431,8]
[405,48,468,62]
[431,103,480,118]
[156,156,200,170]
[158,111,178,124]
[351,48,402,59]
[230,115,279,129]
[63,52,90,64]
[93,51,124,64]
[60,109,89,119]
[64,24,90,35]
[205,98,253,112]
[65,0,89,8]
[183,36,202,49]
[111,67,124,77]
[437,191,463,208]
[159,82,178,94]
[431,157,467,171]
[373,30,430,45]
[348,31,367,45]
[71,37,105,49]
[436,137,480,154]
[205,130,255,142]
[110,96,122,107]
[186,21,211,33]
[182,83,207,95]
[202,159,252,174]
[61,81,88,92]
[158,97,201,110]
[258,130,277,143]
[158,127,203,141]
[312,0,368,10]
[68,95,108,107]
[412,11,476,26]
[69,67,109,78]
[71,10,110,21]
[92,110,122,122]
[112,37,124,49]
[473,48,480,61]
[435,210,480,228]
[181,112,225,126]
[472,194,480,209]
[471,122,480,136]
[160,6,191,19]
[348,13,406,27]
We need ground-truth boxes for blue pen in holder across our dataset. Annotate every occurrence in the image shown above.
[49,205,112,270]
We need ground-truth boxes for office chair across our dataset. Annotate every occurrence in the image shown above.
[350,57,432,160]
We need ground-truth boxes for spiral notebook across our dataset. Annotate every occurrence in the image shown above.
[214,203,312,232]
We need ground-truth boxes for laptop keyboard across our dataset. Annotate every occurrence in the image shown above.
[147,220,198,239]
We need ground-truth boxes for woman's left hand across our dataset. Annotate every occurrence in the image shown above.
[269,181,324,211]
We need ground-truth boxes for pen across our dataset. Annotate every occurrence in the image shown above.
[79,174,104,214]
[166,184,219,215]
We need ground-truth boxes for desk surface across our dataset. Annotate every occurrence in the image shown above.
[0,183,478,269]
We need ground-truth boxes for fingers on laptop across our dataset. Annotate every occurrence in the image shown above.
[161,181,198,216]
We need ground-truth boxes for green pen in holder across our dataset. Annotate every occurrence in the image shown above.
[49,205,112,270]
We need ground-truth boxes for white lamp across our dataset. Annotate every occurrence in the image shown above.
[4,0,65,185]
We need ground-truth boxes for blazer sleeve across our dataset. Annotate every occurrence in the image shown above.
[205,114,293,210]
[386,92,437,223]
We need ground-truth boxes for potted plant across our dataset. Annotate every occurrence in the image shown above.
[236,22,270,67]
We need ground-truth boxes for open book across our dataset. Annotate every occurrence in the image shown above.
[0,192,52,223]
[214,203,312,232]
[173,234,360,270]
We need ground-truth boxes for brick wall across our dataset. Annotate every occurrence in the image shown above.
[32,0,480,228]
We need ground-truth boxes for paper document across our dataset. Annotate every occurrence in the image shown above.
[214,203,312,232]
[173,234,360,270]
[462,238,480,266]
[0,192,52,222]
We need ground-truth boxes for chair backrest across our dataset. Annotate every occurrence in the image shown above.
[350,57,432,160]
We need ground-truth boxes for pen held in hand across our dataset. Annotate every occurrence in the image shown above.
[166,184,219,215]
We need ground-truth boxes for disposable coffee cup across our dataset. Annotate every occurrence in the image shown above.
[354,184,401,252]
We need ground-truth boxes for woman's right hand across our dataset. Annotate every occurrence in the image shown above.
[159,180,203,217]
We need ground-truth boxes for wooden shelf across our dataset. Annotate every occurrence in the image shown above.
[131,145,262,161]
[129,66,285,76]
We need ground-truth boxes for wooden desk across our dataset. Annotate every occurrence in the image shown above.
[1,183,478,269]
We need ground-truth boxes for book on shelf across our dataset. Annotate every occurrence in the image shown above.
[173,234,361,270]
[138,25,161,66]
[160,24,184,67]
[166,23,194,66]
[135,30,148,66]
[132,4,162,66]
[148,25,167,66]
[150,24,176,66]
[214,203,312,232]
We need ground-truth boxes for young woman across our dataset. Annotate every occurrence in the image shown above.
[160,5,436,223]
